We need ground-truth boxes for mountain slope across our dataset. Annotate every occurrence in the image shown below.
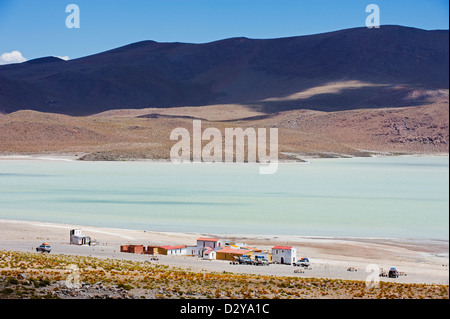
[0,101,447,159]
[0,25,448,116]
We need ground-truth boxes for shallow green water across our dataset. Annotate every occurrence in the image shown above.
[0,156,448,240]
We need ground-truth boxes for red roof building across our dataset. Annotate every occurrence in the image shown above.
[197,237,220,242]
[156,245,187,255]
[158,245,187,250]
[196,237,223,250]
[272,246,293,250]
[272,246,297,264]
[216,248,252,261]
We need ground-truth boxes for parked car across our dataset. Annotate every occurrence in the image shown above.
[36,243,51,253]
[254,255,270,266]
[388,267,399,278]
[294,257,310,267]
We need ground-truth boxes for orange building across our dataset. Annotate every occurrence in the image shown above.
[216,248,253,261]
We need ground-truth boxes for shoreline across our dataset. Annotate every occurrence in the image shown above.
[0,151,448,162]
[1,217,447,246]
[1,219,448,285]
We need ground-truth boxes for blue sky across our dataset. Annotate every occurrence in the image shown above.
[0,0,448,62]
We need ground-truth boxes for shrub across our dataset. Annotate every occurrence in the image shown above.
[7,277,19,285]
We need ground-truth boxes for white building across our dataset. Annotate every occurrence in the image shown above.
[271,246,297,264]
[159,245,187,255]
[197,237,224,250]
[70,229,91,245]
[202,248,216,260]
[188,237,224,258]
[186,245,201,256]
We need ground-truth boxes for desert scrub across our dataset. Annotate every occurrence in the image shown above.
[117,283,133,291]
[7,277,19,285]
[1,250,448,299]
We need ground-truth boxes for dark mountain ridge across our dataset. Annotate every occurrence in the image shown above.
[0,25,448,116]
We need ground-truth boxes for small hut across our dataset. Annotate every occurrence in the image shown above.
[70,229,91,245]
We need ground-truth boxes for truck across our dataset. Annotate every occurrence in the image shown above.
[238,255,254,265]
[254,255,270,266]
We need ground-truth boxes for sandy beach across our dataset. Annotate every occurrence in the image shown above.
[0,219,448,285]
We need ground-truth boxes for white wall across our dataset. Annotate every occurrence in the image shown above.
[203,251,216,260]
[70,235,90,245]
[166,247,187,255]
[187,246,201,256]
[197,240,224,250]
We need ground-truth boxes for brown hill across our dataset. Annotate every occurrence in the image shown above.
[0,100,447,160]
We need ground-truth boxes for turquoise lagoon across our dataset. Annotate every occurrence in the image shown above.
[0,156,448,240]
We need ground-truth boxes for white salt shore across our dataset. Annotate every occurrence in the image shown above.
[0,219,448,285]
